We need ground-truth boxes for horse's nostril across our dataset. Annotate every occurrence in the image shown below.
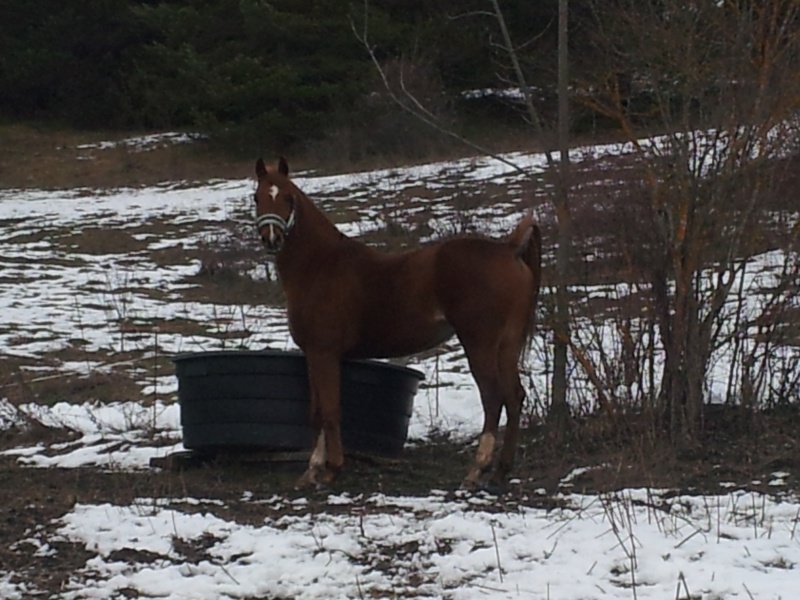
[260,234,283,254]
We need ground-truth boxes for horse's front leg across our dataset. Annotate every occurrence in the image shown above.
[295,391,324,489]
[295,352,344,489]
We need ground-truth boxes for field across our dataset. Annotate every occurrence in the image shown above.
[1,126,799,599]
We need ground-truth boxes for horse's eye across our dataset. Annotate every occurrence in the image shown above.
[252,193,258,205]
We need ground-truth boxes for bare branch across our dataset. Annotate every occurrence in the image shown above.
[351,1,529,176]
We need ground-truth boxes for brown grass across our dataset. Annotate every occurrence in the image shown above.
[57,227,149,255]
[0,123,250,190]
[1,360,142,407]
[0,121,578,191]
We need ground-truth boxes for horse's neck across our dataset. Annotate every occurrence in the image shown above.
[278,194,344,272]
[297,193,342,244]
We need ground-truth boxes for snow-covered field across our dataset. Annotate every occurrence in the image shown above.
[1,137,798,599]
[5,485,800,600]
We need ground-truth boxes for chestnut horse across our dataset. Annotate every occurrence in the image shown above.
[254,157,542,490]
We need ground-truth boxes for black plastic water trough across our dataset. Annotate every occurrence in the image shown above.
[172,350,424,457]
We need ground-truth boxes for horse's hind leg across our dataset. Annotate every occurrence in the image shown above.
[460,338,526,490]
[492,367,525,487]
[295,352,344,489]
[460,343,504,490]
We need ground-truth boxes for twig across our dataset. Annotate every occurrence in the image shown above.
[742,582,756,600]
[544,539,558,560]
[490,520,504,583]
[151,325,159,434]
[218,562,240,586]
[435,350,440,418]
[600,493,638,599]
[621,495,639,600]
[675,571,691,600]
[358,509,366,538]
[675,527,706,549]
[546,496,599,540]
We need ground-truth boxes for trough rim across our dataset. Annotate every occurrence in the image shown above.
[171,348,425,380]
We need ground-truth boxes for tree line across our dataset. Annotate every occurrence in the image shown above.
[0,0,563,154]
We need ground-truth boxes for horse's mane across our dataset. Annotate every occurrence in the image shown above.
[269,167,344,242]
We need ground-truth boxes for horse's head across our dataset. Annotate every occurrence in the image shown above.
[254,156,296,255]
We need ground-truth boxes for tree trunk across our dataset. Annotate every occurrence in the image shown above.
[549,0,572,428]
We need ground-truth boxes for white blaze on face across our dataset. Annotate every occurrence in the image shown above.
[266,185,281,245]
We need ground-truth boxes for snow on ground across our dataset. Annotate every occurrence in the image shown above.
[5,488,796,600]
[1,138,799,598]
[75,131,206,152]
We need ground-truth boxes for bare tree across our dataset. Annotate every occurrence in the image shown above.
[579,0,800,441]
[354,0,800,446]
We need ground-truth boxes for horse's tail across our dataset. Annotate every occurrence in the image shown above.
[508,212,543,350]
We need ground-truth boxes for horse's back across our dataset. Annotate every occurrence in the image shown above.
[434,236,533,292]
[348,238,533,356]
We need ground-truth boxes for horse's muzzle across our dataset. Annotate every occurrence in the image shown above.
[256,213,289,254]
[261,232,284,254]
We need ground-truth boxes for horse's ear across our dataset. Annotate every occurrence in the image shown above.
[278,156,289,176]
[255,158,267,178]
[256,158,267,179]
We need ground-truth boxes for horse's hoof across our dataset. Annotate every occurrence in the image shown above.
[294,470,318,490]
[459,478,481,492]
[459,474,507,496]
[320,465,341,485]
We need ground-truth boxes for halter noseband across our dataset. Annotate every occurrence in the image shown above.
[255,203,296,255]
[255,210,296,235]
